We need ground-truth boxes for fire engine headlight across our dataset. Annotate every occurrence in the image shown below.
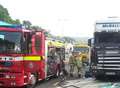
[5,75,16,79]
[5,75,11,79]
[10,75,16,79]
[11,82,16,86]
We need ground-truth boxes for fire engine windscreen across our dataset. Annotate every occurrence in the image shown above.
[0,31,22,53]
[95,32,120,44]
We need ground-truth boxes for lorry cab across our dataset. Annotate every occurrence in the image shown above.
[92,18,120,79]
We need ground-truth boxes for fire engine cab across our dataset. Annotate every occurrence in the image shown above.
[0,21,64,88]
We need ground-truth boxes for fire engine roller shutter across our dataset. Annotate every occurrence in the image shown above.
[24,56,45,61]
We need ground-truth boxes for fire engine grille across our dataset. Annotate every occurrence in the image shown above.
[0,61,13,67]
[0,74,5,78]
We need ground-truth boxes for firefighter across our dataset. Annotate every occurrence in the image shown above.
[78,52,86,78]
[55,51,61,76]
[69,51,82,77]
[75,52,83,78]
[69,51,75,77]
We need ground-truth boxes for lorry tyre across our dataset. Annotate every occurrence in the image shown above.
[25,74,37,88]
[95,75,99,79]
[95,75,102,80]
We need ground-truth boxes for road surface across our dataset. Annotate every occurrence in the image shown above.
[35,76,120,88]
[35,63,120,88]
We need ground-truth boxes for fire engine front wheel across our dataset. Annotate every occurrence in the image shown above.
[25,74,37,88]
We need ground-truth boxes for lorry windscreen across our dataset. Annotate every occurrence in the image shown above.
[95,32,120,44]
[0,31,22,54]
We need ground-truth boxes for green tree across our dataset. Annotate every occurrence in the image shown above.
[0,4,11,23]
[0,4,21,24]
[12,19,21,24]
[63,36,75,43]
[23,20,32,29]
[44,30,52,37]
[31,25,51,37]
[31,25,41,31]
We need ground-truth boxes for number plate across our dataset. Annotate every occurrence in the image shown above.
[0,83,3,86]
[105,72,115,75]
[106,51,118,54]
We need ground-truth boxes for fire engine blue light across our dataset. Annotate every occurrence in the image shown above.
[4,61,13,67]
[0,21,22,29]
[0,61,13,67]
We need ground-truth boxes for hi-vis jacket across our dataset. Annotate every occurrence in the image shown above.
[69,55,82,67]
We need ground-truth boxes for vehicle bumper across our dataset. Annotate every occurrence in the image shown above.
[0,73,25,87]
[93,69,120,76]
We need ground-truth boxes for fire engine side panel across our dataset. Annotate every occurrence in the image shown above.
[0,57,25,87]
[23,56,46,80]
[22,31,46,83]
[44,40,59,77]
[45,40,48,78]
[0,27,46,87]
[23,31,46,80]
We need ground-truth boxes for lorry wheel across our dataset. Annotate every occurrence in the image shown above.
[95,75,102,80]
[25,74,37,88]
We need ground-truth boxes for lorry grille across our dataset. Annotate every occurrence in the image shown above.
[97,49,120,70]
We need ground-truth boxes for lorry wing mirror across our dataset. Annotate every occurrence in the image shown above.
[88,38,94,47]
[88,39,92,46]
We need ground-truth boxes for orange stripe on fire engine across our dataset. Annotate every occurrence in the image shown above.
[24,56,45,61]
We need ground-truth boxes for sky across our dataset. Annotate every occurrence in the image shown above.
[0,0,120,37]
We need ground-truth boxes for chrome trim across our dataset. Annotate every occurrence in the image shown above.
[98,57,120,59]
[24,83,28,85]
[24,76,27,78]
[0,56,23,61]
[97,64,120,67]
[98,67,120,70]
[98,54,120,56]
[98,61,120,63]
[105,46,119,48]
[105,51,119,54]
[38,79,42,81]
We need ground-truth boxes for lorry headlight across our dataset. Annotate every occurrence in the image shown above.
[92,66,97,69]
[97,66,102,68]
[97,51,102,54]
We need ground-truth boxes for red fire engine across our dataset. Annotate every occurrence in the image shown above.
[0,22,65,88]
